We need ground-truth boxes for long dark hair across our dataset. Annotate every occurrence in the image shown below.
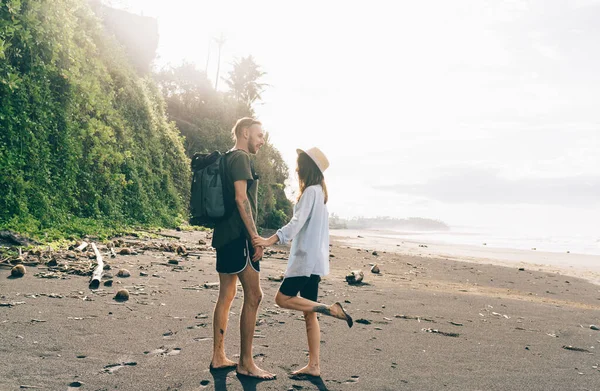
[297,152,328,204]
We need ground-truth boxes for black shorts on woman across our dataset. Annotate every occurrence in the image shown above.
[279,274,321,302]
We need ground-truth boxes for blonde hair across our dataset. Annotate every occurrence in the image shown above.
[232,117,261,139]
[297,152,328,204]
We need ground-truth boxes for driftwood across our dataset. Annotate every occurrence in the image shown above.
[0,230,38,246]
[141,230,181,240]
[110,247,117,258]
[89,243,104,289]
[75,241,89,252]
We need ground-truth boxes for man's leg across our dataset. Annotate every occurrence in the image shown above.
[211,272,238,368]
[236,264,276,379]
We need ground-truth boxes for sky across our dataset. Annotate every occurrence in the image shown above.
[107,0,600,237]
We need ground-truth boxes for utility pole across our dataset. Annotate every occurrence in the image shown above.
[214,33,226,91]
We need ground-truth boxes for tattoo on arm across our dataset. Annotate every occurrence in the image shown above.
[240,198,258,236]
[313,305,331,316]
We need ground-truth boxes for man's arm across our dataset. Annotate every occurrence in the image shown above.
[234,179,258,238]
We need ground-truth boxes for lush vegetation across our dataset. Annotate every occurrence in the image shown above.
[0,0,292,242]
[0,0,190,240]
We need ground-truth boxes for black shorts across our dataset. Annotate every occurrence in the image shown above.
[216,235,260,274]
[279,274,321,302]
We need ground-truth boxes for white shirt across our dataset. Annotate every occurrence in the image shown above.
[276,185,330,278]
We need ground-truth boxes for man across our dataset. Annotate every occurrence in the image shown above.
[209,117,275,380]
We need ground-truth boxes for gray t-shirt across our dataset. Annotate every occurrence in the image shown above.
[211,150,258,249]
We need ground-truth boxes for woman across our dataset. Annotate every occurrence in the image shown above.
[252,147,352,379]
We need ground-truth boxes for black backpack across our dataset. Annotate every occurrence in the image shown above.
[189,151,235,227]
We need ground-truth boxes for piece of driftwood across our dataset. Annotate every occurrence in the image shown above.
[75,241,89,252]
[141,230,181,240]
[89,243,104,289]
[110,247,117,258]
[0,230,38,246]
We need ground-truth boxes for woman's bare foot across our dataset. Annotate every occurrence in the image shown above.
[236,362,276,380]
[329,302,353,328]
[209,356,237,370]
[291,364,321,377]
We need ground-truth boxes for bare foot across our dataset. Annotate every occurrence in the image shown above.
[210,357,237,370]
[291,364,320,377]
[236,363,276,380]
[329,302,353,328]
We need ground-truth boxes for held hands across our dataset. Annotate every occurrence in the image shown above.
[252,236,270,248]
[252,234,278,249]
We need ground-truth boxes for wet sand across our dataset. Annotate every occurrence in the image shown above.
[1,229,600,390]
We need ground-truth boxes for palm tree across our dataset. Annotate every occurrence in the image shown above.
[224,55,268,108]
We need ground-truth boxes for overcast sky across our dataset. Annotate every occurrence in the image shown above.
[111,0,600,236]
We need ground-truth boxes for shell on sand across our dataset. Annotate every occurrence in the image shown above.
[114,289,129,301]
[11,264,26,277]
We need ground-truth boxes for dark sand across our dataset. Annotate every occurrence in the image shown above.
[1,229,599,390]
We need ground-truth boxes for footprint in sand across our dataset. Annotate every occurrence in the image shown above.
[103,361,137,374]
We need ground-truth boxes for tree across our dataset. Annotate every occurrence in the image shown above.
[224,56,268,111]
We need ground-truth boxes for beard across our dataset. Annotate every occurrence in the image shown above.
[248,140,261,154]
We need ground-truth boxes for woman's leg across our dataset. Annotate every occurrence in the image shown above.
[291,311,321,376]
[275,291,353,327]
[211,273,238,368]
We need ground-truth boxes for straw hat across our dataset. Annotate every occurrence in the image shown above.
[296,147,329,173]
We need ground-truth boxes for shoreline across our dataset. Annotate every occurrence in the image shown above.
[331,228,600,285]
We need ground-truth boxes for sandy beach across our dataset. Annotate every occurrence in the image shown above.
[1,229,600,391]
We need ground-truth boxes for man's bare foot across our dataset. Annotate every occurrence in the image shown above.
[236,363,276,380]
[291,364,320,377]
[210,357,237,370]
[329,302,353,328]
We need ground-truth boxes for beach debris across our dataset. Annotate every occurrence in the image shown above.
[518,268,525,271]
[176,245,187,255]
[418,244,428,248]
[268,273,284,282]
[329,253,335,258]
[114,289,130,301]
[168,259,179,265]
[372,251,378,256]
[104,280,113,287]
[345,270,364,285]
[450,322,464,326]
[395,314,435,323]
[117,269,130,278]
[357,235,364,238]
[531,248,536,251]
[110,248,117,258]
[356,318,371,325]
[562,345,592,353]
[119,248,133,255]
[88,243,104,289]
[74,242,88,252]
[68,381,83,387]
[203,282,219,289]
[591,325,600,331]
[11,264,26,277]
[18,385,42,389]
[371,264,380,274]
[422,328,459,337]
